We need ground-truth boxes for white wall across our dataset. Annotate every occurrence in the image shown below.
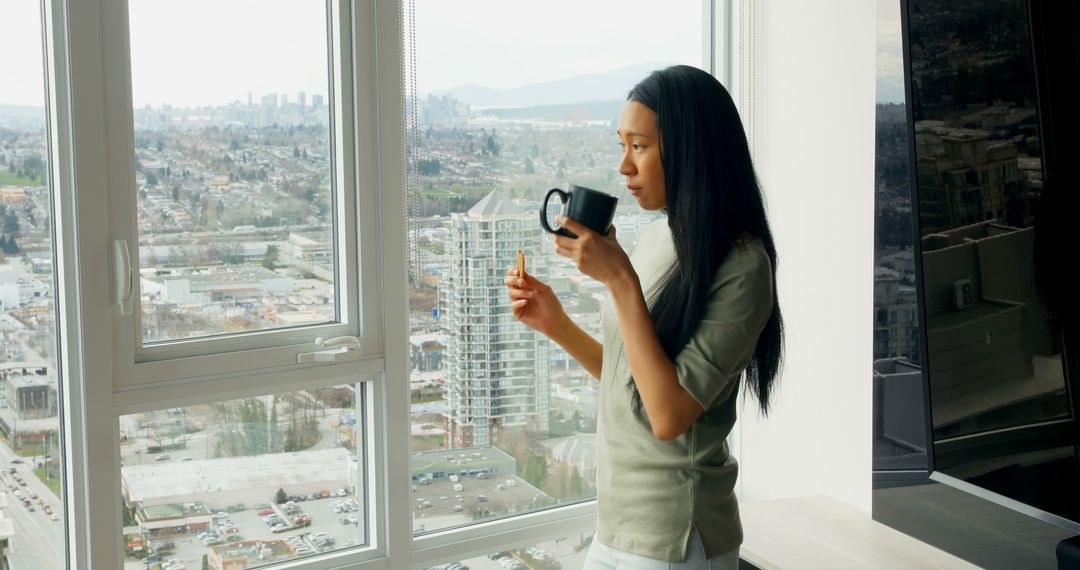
[737,0,877,513]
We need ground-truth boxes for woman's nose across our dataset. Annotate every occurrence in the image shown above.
[618,153,635,176]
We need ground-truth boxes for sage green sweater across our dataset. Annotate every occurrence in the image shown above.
[595,218,773,562]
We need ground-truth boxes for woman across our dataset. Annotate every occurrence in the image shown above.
[505,65,783,569]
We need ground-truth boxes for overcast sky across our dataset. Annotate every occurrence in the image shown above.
[2,1,904,108]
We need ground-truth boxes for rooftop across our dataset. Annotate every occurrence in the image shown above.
[466,191,525,217]
[123,448,352,503]
[411,446,517,475]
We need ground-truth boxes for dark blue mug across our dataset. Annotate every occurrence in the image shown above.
[540,184,618,238]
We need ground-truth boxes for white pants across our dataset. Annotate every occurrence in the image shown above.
[582,528,740,570]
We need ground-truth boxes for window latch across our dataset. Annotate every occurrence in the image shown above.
[296,336,361,363]
[113,239,134,316]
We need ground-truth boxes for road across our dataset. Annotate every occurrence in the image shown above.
[0,441,65,570]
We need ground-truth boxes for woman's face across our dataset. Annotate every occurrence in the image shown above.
[617,101,666,211]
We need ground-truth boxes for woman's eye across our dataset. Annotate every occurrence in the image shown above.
[618,142,626,150]
[632,144,644,151]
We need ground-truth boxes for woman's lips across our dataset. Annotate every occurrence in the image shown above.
[627,185,642,195]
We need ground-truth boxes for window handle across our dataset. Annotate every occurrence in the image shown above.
[113,239,134,316]
[315,336,361,349]
[297,336,362,363]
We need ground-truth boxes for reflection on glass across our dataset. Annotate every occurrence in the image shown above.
[906,0,1078,523]
[128,1,336,343]
[118,386,365,567]
[0,2,67,568]
[406,1,700,535]
[908,0,1065,437]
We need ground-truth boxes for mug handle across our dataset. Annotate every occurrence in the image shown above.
[540,188,574,237]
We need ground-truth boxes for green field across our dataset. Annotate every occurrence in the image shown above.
[0,170,39,187]
[35,466,63,497]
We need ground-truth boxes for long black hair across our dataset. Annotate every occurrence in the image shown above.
[627,64,784,416]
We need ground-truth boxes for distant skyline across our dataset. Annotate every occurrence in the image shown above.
[2,1,699,109]
[3,1,903,109]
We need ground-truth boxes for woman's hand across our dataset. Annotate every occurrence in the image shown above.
[553,216,635,287]
[505,267,566,336]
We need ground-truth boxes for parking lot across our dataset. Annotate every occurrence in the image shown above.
[133,494,366,570]
[411,473,553,534]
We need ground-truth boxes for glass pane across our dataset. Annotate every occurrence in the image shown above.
[423,533,593,570]
[407,0,700,535]
[128,1,336,343]
[118,384,366,567]
[0,2,67,568]
[871,0,925,472]
[906,0,1068,441]
[904,0,1079,525]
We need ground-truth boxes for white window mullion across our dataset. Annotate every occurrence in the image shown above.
[370,0,410,566]
[57,0,125,566]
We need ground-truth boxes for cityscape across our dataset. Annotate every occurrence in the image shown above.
[0,4,999,569]
[1,85,665,569]
[2,86,939,570]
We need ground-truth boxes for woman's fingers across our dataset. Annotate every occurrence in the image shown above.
[507,288,535,300]
[555,215,592,238]
[506,266,549,292]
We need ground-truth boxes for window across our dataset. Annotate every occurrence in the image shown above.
[117,384,368,567]
[422,532,593,570]
[14,0,724,567]
[128,1,336,344]
[0,2,67,567]
[405,0,701,537]
[110,0,379,388]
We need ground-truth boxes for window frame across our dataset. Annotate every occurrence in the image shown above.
[47,0,730,568]
[103,0,383,390]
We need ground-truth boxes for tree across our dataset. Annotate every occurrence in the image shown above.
[524,158,535,175]
[3,214,19,235]
[269,396,281,452]
[262,245,279,270]
[171,186,180,201]
[3,235,19,254]
[220,242,245,264]
[146,173,158,187]
[275,488,288,504]
[485,134,500,156]
[568,466,584,498]
[121,500,136,526]
[418,159,440,176]
[523,453,547,489]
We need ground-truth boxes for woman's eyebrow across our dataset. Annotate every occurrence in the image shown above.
[616,129,649,138]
